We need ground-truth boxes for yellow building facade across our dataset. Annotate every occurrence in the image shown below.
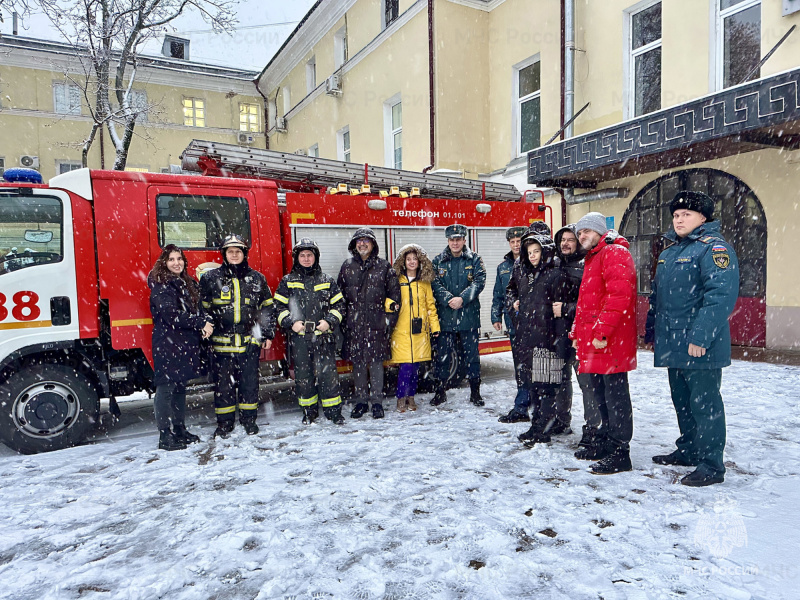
[0,36,264,180]
[259,0,800,350]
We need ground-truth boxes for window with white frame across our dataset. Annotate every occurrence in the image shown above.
[239,103,260,132]
[306,56,317,94]
[717,0,761,89]
[182,97,205,127]
[629,2,661,117]
[334,26,348,68]
[268,97,277,130]
[338,126,351,162]
[282,86,291,115]
[308,144,319,158]
[383,0,400,29]
[383,97,402,169]
[53,82,81,115]
[130,89,148,123]
[514,58,541,156]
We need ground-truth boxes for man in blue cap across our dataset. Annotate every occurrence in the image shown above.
[431,224,487,407]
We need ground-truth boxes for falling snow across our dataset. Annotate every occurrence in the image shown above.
[1,351,798,599]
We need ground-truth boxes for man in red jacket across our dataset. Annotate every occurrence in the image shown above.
[570,212,638,475]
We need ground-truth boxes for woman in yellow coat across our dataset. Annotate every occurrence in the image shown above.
[391,244,441,412]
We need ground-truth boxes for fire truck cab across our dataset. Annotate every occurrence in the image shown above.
[0,145,549,454]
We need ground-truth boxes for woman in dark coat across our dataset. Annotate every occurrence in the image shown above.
[506,231,567,446]
[149,245,213,450]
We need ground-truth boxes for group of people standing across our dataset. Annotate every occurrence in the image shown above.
[147,190,738,487]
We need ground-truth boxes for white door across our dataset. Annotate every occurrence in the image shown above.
[0,189,79,361]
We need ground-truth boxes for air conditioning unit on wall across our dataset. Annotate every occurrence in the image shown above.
[238,132,255,145]
[325,74,342,96]
[19,155,40,169]
[275,116,288,133]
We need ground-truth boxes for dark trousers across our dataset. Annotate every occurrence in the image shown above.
[352,358,385,405]
[561,358,602,429]
[668,368,726,475]
[586,372,633,452]
[436,330,481,385]
[154,381,186,431]
[396,363,420,398]
[292,336,341,409]
[528,382,559,425]
[213,349,260,424]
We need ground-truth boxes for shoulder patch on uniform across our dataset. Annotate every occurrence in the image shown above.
[712,245,727,252]
[699,236,719,244]
[712,251,730,269]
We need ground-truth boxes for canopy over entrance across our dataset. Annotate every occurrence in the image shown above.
[527,68,800,189]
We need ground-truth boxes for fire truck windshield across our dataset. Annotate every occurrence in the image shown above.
[0,194,63,275]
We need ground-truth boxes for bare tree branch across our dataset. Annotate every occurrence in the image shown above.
[25,0,237,169]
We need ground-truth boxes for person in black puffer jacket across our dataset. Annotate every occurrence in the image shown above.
[337,227,401,420]
[200,234,276,438]
[553,224,600,450]
[149,244,214,451]
[506,231,568,446]
[275,238,347,425]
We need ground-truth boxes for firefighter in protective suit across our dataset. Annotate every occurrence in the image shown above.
[274,238,346,425]
[200,234,275,438]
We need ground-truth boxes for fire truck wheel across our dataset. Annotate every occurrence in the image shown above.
[0,364,99,454]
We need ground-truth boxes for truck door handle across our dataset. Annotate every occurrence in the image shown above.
[50,297,71,326]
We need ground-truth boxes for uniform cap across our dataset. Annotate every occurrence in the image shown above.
[506,226,527,240]
[445,224,468,239]
[670,191,715,221]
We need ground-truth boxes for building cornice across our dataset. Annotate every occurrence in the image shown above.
[444,0,507,12]
[0,44,258,95]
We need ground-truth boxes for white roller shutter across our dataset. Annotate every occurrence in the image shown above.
[474,229,513,338]
[392,227,447,262]
[293,226,388,279]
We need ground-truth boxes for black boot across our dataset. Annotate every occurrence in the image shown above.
[549,419,572,435]
[430,386,447,406]
[590,446,632,475]
[350,402,369,419]
[498,409,529,424]
[681,468,724,487]
[469,379,484,407]
[324,406,345,425]
[302,406,319,424]
[172,423,200,444]
[159,429,187,451]
[574,430,613,461]
[213,420,235,439]
[518,417,551,445]
[371,403,385,419]
[242,420,259,435]
[652,451,698,467]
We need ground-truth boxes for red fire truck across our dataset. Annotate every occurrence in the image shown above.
[0,140,551,453]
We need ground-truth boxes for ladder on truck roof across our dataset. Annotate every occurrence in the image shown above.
[180,139,523,202]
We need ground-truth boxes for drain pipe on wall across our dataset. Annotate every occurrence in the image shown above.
[558,0,577,224]
[254,77,270,150]
[423,0,436,174]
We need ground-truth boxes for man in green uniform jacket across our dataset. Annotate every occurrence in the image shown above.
[646,191,739,487]
[431,224,487,407]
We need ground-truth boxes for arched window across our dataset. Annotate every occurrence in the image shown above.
[620,168,766,299]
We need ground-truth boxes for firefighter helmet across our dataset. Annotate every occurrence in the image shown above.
[221,234,249,250]
[292,238,320,262]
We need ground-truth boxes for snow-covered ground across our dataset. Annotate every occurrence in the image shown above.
[1,351,799,600]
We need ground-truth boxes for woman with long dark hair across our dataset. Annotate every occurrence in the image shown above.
[149,244,213,450]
